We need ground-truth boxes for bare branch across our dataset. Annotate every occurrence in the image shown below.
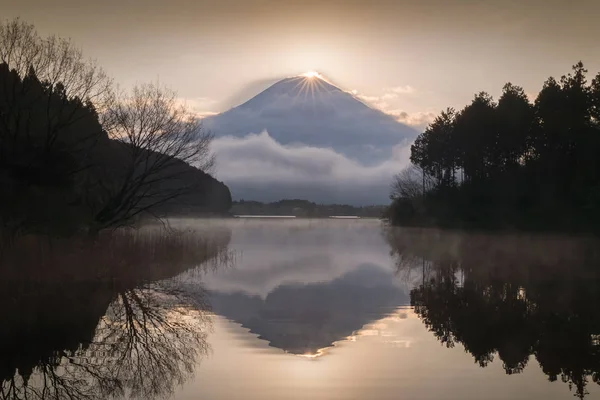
[91,82,215,231]
[0,18,113,109]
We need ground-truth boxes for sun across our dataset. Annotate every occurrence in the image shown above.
[290,70,330,100]
[301,70,322,79]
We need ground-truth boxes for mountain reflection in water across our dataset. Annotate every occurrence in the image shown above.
[3,220,600,400]
[190,218,411,359]
[208,264,408,356]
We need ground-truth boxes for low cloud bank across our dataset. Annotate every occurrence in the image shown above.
[212,131,412,205]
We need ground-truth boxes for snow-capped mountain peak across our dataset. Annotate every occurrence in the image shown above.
[204,75,417,164]
[203,73,418,204]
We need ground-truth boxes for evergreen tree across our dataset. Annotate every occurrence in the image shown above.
[390,62,600,232]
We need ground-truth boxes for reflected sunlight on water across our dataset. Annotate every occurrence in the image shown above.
[174,220,600,400]
[3,219,600,400]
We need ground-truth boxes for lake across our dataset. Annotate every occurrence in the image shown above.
[2,219,600,399]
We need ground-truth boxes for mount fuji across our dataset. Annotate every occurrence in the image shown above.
[204,73,419,205]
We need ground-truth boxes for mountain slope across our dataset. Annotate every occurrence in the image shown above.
[204,75,417,165]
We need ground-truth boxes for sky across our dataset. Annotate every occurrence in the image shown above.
[4,0,600,120]
[3,0,600,203]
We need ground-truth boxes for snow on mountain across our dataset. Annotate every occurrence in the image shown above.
[204,75,417,165]
[204,74,418,205]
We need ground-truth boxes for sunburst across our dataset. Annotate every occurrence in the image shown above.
[301,70,323,79]
[288,71,330,109]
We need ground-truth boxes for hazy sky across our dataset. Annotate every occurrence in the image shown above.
[3,0,600,123]
[4,0,600,203]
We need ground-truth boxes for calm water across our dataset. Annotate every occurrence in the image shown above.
[2,219,600,399]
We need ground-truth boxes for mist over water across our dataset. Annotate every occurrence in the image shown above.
[2,219,600,400]
[3,3,600,399]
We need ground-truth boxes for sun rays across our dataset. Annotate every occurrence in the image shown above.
[288,71,332,109]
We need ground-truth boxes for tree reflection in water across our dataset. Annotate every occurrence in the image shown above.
[387,228,600,399]
[0,226,232,400]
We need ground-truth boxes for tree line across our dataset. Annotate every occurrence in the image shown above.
[389,62,600,232]
[231,199,385,217]
[0,19,231,238]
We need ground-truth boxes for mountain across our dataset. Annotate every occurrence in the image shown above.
[204,73,418,205]
[204,75,417,165]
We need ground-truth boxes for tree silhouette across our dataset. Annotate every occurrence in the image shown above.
[0,61,108,236]
[387,228,600,398]
[88,83,216,233]
[410,108,457,187]
[390,62,600,232]
[0,286,212,400]
[0,227,232,400]
[0,19,231,237]
[0,19,112,111]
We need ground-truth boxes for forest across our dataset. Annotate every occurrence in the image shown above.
[388,62,600,233]
[230,199,385,217]
[0,19,231,239]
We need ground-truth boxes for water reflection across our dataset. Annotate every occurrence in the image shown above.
[192,219,409,357]
[5,220,600,400]
[209,264,407,356]
[387,228,600,399]
[0,226,231,400]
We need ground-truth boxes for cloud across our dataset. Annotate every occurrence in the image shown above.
[197,111,219,119]
[204,80,422,204]
[388,110,436,129]
[212,130,412,204]
[355,94,383,104]
[205,84,417,166]
[358,85,416,104]
[213,131,411,184]
[355,93,394,111]
[350,86,433,129]
[354,92,435,129]
[385,85,416,95]
[178,96,218,117]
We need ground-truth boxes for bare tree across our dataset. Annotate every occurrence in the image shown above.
[0,19,115,236]
[0,18,112,108]
[0,19,113,157]
[89,83,215,232]
[0,286,212,400]
[0,19,218,235]
[0,227,232,400]
[390,164,440,201]
[390,165,423,200]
